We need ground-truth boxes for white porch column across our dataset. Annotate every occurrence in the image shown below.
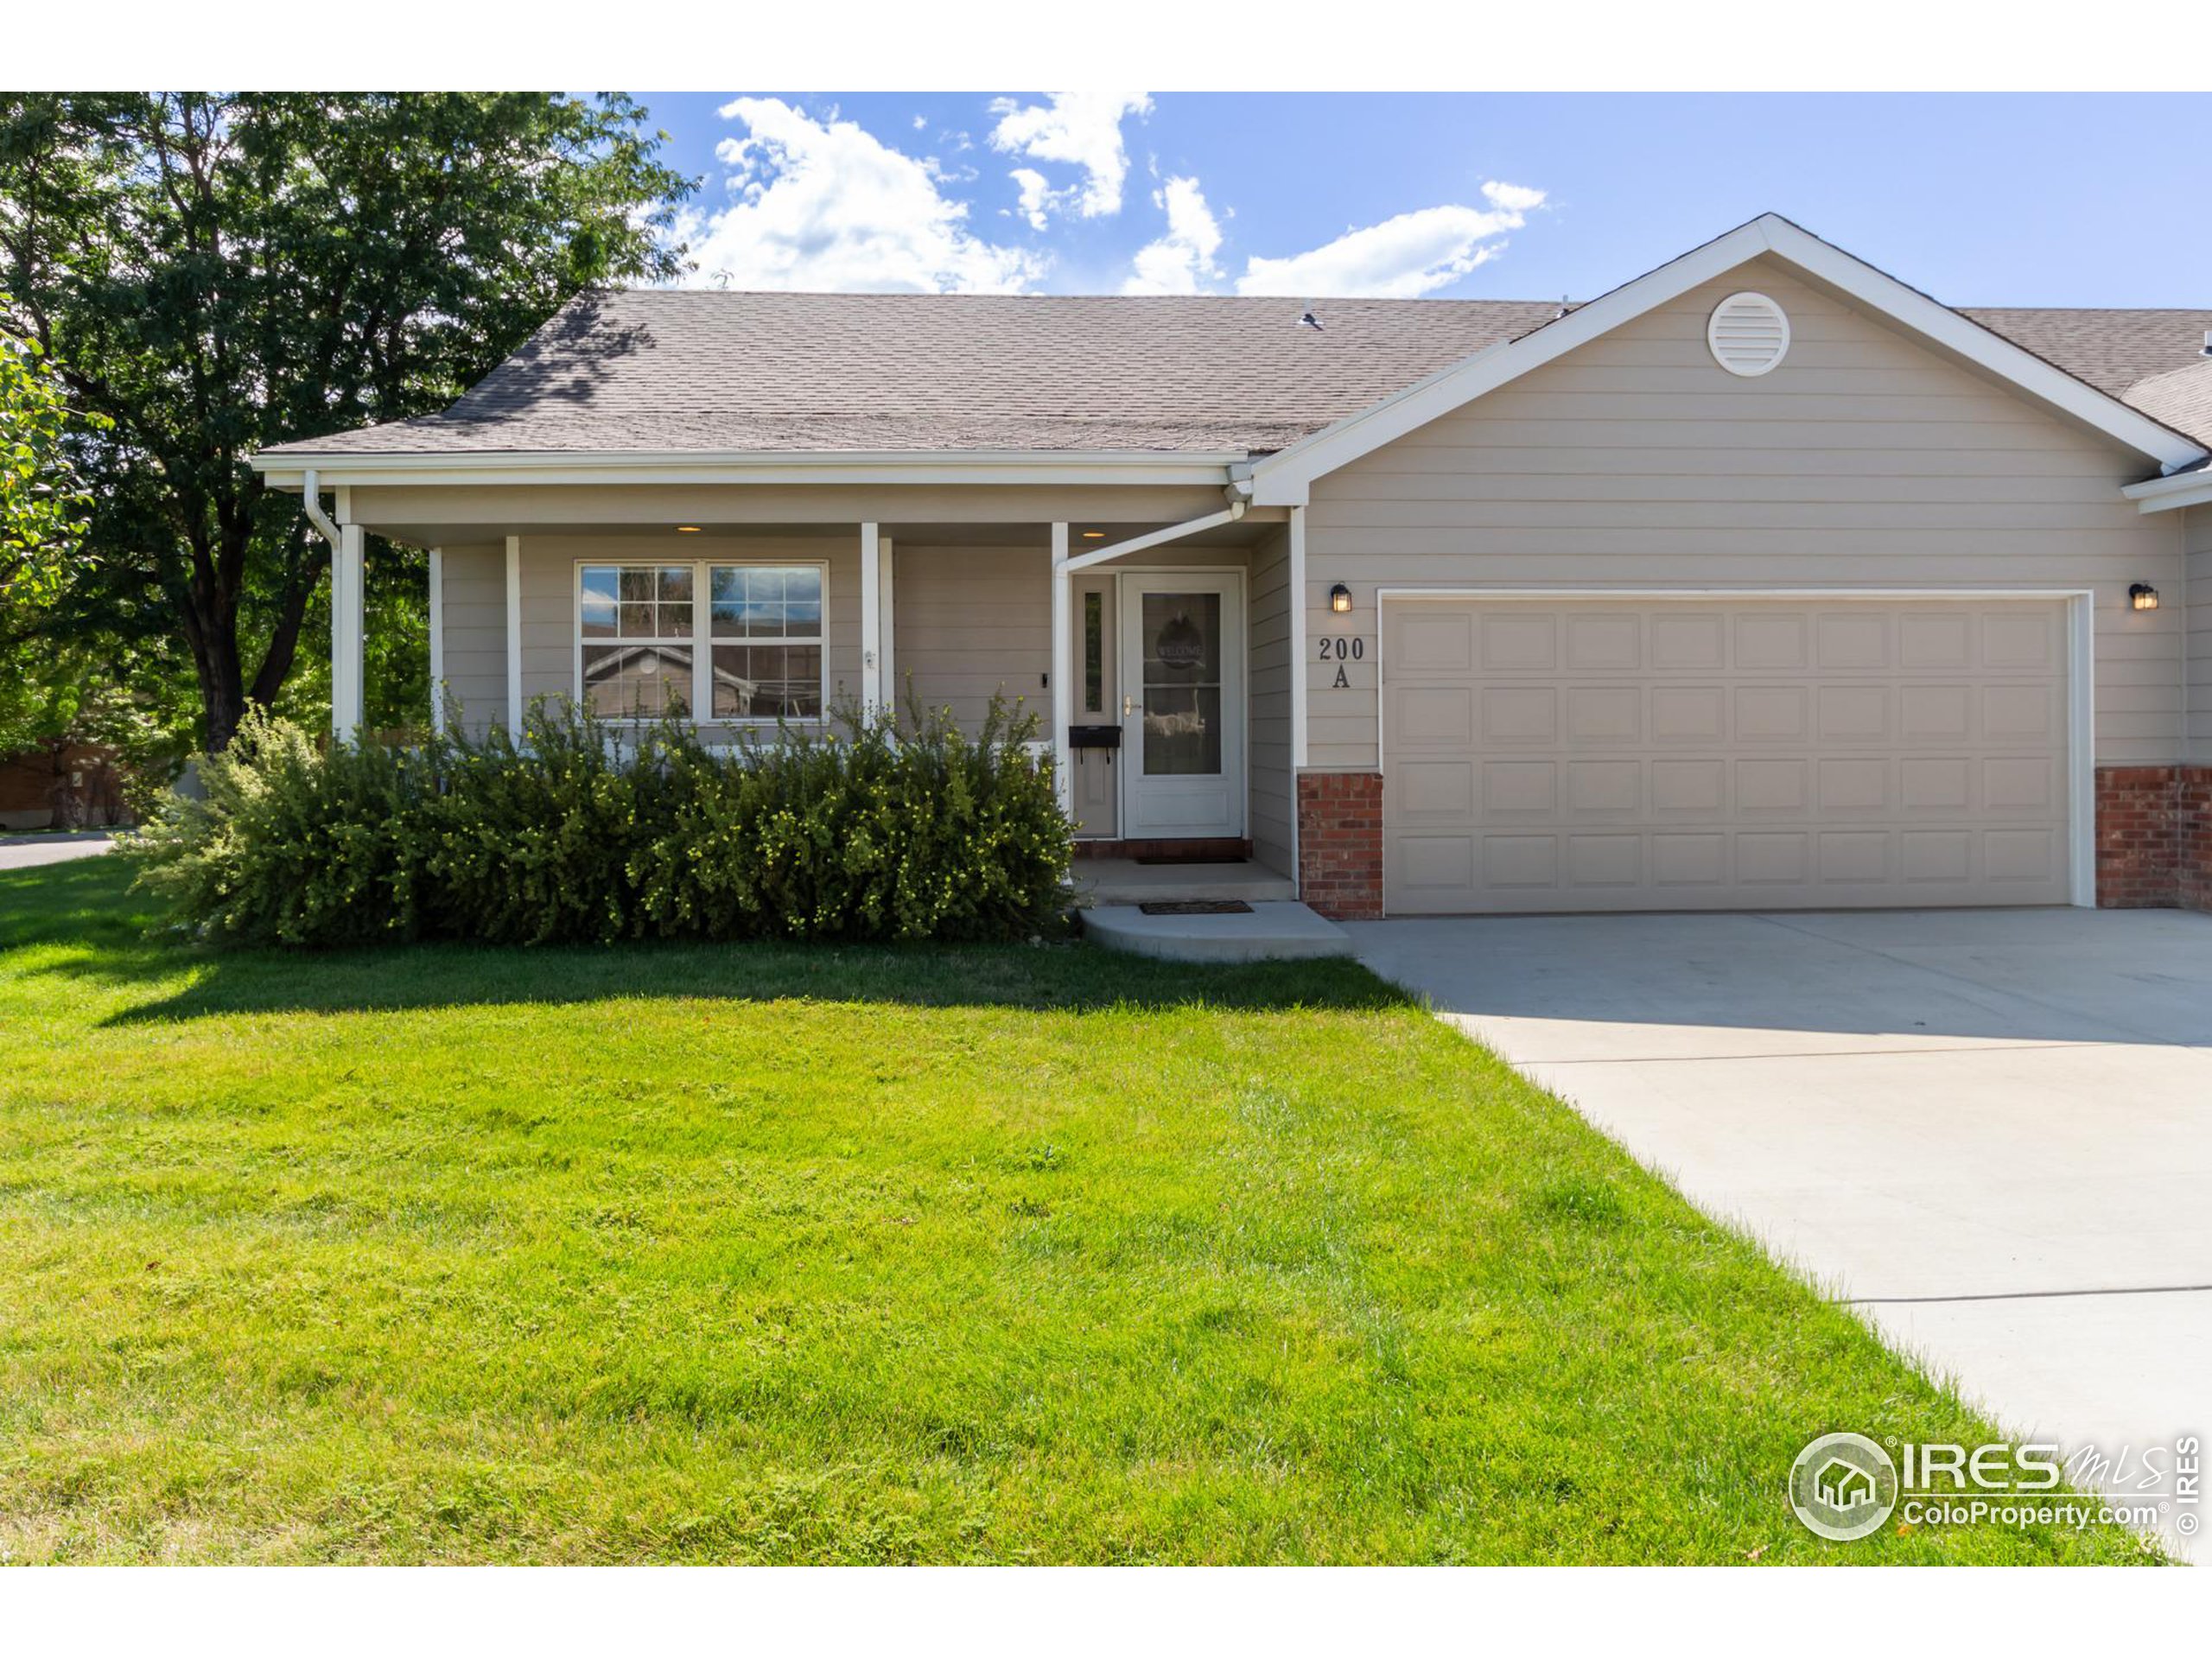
[505,534,523,733]
[427,546,445,735]
[860,521,882,715]
[878,535,896,714]
[1288,505,1309,771]
[1049,523,1072,811]
[332,522,365,742]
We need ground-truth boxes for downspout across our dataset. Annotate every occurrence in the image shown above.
[301,467,341,548]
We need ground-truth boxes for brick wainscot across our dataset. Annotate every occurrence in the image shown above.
[2094,766,2212,911]
[1297,772,1383,921]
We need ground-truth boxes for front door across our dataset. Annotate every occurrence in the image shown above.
[1119,574,1244,840]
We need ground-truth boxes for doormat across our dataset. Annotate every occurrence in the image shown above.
[1137,899,1254,916]
[1134,855,1247,866]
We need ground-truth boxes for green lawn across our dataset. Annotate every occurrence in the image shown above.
[0,858,2162,1564]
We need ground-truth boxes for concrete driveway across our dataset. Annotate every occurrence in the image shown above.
[0,831,117,871]
[1350,908,2212,1550]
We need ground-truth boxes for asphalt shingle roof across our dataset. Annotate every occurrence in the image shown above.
[263,290,2212,460]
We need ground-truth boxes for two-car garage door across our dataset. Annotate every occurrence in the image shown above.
[1382,597,2075,914]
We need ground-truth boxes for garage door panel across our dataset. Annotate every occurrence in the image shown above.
[1383,598,2071,914]
[1815,611,1891,670]
[1734,613,1809,671]
[1565,613,1641,670]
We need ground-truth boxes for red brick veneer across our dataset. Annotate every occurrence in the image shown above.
[2179,766,2212,913]
[1298,772,1383,921]
[2094,764,2212,911]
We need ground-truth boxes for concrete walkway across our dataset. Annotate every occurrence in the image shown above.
[0,831,118,870]
[1351,907,2212,1554]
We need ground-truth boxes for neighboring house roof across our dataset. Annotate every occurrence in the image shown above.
[257,226,2211,466]
[1955,308,2212,403]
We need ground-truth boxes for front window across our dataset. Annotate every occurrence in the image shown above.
[709,564,823,721]
[580,564,693,718]
[578,560,826,722]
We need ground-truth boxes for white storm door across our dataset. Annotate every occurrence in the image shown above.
[1119,574,1244,839]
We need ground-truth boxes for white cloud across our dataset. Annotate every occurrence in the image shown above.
[1236,181,1547,298]
[1122,177,1224,296]
[1481,180,1546,213]
[676,98,1043,293]
[1009,167,1052,232]
[987,92,1151,219]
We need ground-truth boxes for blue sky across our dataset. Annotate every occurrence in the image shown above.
[635,92,2209,307]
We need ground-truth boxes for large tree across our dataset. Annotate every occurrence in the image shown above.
[0,93,692,749]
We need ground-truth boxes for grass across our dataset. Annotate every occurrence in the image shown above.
[0,857,2164,1564]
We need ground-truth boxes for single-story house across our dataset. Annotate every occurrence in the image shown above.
[251,213,2212,920]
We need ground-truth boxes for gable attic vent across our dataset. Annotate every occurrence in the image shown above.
[1707,292,1791,377]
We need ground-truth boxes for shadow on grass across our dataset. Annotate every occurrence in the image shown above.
[2,858,1412,1026]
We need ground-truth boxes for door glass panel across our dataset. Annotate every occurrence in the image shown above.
[1141,592,1222,775]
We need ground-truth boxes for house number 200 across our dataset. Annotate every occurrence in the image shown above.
[1318,635,1363,689]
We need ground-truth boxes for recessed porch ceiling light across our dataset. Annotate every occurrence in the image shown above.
[1081,530,1106,539]
[674,524,702,533]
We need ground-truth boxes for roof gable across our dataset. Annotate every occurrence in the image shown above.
[1240,214,2208,505]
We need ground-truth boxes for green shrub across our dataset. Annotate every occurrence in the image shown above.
[130,697,1075,948]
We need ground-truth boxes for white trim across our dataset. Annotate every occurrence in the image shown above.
[879,537,896,712]
[1062,504,1247,575]
[1050,524,1072,817]
[249,448,1242,492]
[1245,214,2205,505]
[505,535,523,732]
[2122,468,2212,513]
[860,522,881,715]
[1287,507,1309,772]
[1287,507,1307,898]
[428,546,444,736]
[1372,586,2096,912]
[332,524,365,741]
[570,555,831,728]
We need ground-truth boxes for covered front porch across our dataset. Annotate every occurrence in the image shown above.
[320,491,1306,883]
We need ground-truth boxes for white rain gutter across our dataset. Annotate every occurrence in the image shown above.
[1062,486,1251,574]
[2121,465,2212,514]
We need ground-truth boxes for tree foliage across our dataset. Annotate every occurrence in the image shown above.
[0,93,693,751]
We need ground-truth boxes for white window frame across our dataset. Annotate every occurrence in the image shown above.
[573,557,832,728]
[573,559,701,724]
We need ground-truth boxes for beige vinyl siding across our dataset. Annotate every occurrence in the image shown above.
[1246,524,1294,874]
[893,544,1052,729]
[1304,257,2186,772]
[436,543,507,735]
[506,532,861,741]
[2190,506,2212,764]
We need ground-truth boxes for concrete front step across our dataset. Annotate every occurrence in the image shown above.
[1078,900,1353,963]
[1070,857,1296,906]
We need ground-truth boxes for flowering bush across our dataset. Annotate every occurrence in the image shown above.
[130,697,1074,947]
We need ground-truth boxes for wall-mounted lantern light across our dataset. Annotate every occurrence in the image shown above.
[2130,582,2160,611]
[1329,582,1353,614]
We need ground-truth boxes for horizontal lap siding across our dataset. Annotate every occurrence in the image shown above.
[437,543,507,735]
[1305,257,2186,772]
[893,544,1051,732]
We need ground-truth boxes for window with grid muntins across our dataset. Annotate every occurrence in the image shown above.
[577,561,826,723]
[709,564,823,721]
[580,564,694,718]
